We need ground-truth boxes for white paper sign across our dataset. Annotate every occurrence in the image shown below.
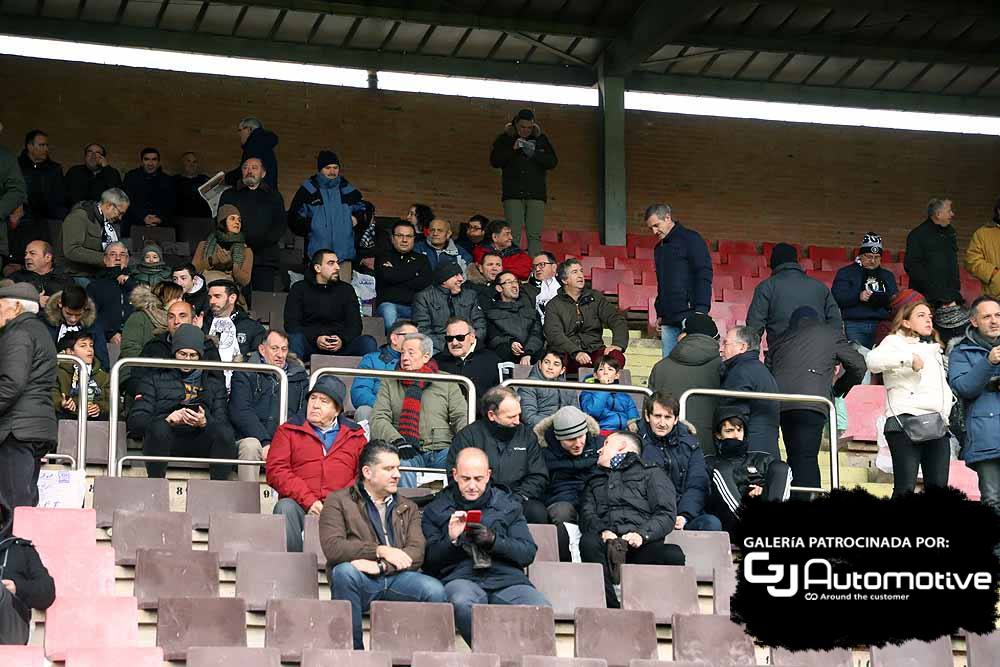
[37,469,87,509]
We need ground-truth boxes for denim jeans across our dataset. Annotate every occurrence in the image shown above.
[444,579,550,645]
[376,302,413,334]
[973,459,1000,514]
[660,325,681,358]
[684,513,723,531]
[330,562,448,649]
[273,498,306,553]
[844,319,878,349]
[399,448,449,488]
[288,331,378,363]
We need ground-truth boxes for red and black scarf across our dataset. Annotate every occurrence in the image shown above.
[398,359,438,440]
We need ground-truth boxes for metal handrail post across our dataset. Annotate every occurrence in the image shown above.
[678,388,839,493]
[310,367,478,426]
[56,353,89,471]
[108,358,289,476]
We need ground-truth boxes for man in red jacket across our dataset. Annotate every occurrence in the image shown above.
[267,374,367,551]
[471,220,531,281]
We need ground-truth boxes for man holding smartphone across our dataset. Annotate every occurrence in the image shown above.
[422,447,550,645]
[126,324,235,480]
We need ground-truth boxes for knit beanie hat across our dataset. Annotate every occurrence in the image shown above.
[309,375,347,410]
[513,108,535,123]
[217,204,240,224]
[859,233,883,255]
[317,150,340,171]
[552,406,589,441]
[769,243,798,269]
[934,303,970,331]
[434,261,464,285]
[141,243,164,263]
[171,323,205,356]
[681,313,719,339]
[890,288,924,315]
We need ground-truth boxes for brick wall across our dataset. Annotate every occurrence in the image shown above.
[3,54,999,252]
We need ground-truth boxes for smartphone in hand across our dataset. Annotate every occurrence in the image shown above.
[464,510,482,530]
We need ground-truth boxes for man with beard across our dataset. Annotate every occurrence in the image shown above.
[201,279,266,363]
[219,157,286,292]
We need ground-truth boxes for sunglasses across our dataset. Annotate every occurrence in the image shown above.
[445,332,471,343]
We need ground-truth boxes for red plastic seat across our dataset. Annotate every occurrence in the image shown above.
[370,601,457,664]
[807,245,849,263]
[187,647,282,666]
[45,546,116,597]
[712,266,744,290]
[236,551,319,611]
[45,596,141,660]
[0,646,44,665]
[713,274,736,301]
[671,613,755,664]
[742,275,765,293]
[209,512,286,567]
[588,244,629,262]
[713,567,737,615]
[806,270,837,287]
[185,479,261,530]
[303,514,328,571]
[720,288,752,304]
[65,647,164,667]
[618,284,658,311]
[591,268,634,295]
[112,509,192,566]
[13,507,95,554]
[870,636,952,666]
[641,271,658,287]
[646,297,658,335]
[92,476,170,528]
[710,250,723,264]
[472,604,556,667]
[962,278,983,305]
[820,258,844,272]
[634,246,654,260]
[950,460,981,501]
[625,233,658,250]
[723,254,760,277]
[841,385,886,442]
[664,531,733,582]
[578,256,607,280]
[563,230,601,247]
[718,240,757,255]
[620,565,698,622]
[523,658,607,667]
[541,230,559,243]
[412,652,501,667]
[156,597,248,661]
[614,257,653,277]
[134,548,220,609]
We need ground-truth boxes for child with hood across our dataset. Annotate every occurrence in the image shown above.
[131,243,173,287]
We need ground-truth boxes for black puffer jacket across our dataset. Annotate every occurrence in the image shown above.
[284,272,362,346]
[485,294,544,363]
[0,312,57,446]
[18,152,67,221]
[579,453,677,544]
[413,285,486,355]
[0,537,55,622]
[535,412,602,506]
[126,366,231,437]
[904,218,961,304]
[720,350,781,458]
[489,123,558,202]
[447,419,549,503]
[374,249,432,306]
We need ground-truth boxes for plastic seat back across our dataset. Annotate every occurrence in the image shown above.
[771,647,853,666]
[14,507,95,553]
[527,523,559,562]
[209,512,286,567]
[156,596,248,661]
[664,531,733,582]
[65,647,163,666]
[841,384,886,442]
[265,598,353,661]
[967,629,1000,667]
[134,548,219,608]
[620,564,698,622]
[44,596,141,661]
[57,419,125,466]
[524,658,607,667]
[590,268,633,295]
[412,652,501,667]
[713,566,738,615]
[370,600,456,665]
[93,476,169,528]
[187,647,282,667]
[472,604,556,667]
[671,613,756,665]
[112,509,191,565]
[185,479,261,529]
[303,514,327,571]
[363,316,388,346]
[574,607,657,667]
[0,645,45,666]
[870,636,953,667]
[236,551,319,611]
[528,562,605,620]
[44,546,116,597]
[303,649,392,667]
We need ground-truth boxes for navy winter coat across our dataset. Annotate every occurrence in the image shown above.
[228,351,309,443]
[831,262,898,321]
[948,331,1000,465]
[653,222,713,326]
[637,419,710,521]
[535,412,602,506]
[720,350,781,458]
[121,167,175,238]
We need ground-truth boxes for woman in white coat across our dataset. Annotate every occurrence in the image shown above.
[866,300,952,498]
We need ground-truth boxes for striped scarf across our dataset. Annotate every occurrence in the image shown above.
[398,359,438,440]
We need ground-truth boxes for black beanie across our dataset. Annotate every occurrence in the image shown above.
[769,243,798,269]
[317,150,340,171]
[434,261,464,285]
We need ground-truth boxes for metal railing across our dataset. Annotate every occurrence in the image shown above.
[501,378,653,400]
[51,353,89,471]
[108,358,288,476]
[678,388,839,493]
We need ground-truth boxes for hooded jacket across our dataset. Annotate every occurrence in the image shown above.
[831,262,898,321]
[447,420,549,503]
[288,173,364,263]
[229,351,309,443]
[965,223,1000,299]
[266,414,367,511]
[580,379,639,432]
[948,328,1000,465]
[226,127,279,190]
[284,272,363,347]
[43,291,110,370]
[126,366,231,437]
[720,350,781,458]
[413,285,486,355]
[350,345,400,409]
[0,312,57,445]
[414,238,472,275]
[534,412,601,506]
[543,287,629,355]
[653,222,713,326]
[86,267,135,339]
[648,333,721,455]
[62,201,114,277]
[746,262,843,346]
[370,375,469,451]
[905,218,961,304]
[636,419,710,521]
[373,248,432,306]
[517,364,578,430]
[53,356,111,420]
[218,181,286,268]
[65,163,122,207]
[201,307,267,360]
[579,452,677,544]
[0,537,55,623]
[485,293,544,363]
[422,483,537,590]
[118,284,167,370]
[17,151,66,221]
[121,166,175,238]
[489,122,558,202]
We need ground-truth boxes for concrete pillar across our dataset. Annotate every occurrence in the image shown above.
[599,72,627,246]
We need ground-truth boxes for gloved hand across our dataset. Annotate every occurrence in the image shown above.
[464,522,496,550]
[392,437,422,460]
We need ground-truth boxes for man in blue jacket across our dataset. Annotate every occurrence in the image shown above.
[949,295,1000,515]
[230,329,309,482]
[832,233,898,348]
[351,319,418,423]
[645,203,713,357]
[422,447,550,645]
[636,391,721,532]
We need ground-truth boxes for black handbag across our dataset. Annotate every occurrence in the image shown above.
[893,412,948,443]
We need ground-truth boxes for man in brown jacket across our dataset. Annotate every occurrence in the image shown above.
[319,440,448,649]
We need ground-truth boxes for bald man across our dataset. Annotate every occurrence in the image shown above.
[421,447,550,645]
[414,218,473,275]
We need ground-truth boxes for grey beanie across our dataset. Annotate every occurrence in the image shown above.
[552,406,589,441]
[310,375,347,410]
[171,323,205,356]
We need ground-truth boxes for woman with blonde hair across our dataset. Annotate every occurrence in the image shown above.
[866,300,953,498]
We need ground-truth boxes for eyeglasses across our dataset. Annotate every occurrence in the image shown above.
[499,280,519,287]
[532,261,554,269]
[445,332,472,343]
[394,233,415,240]
[109,203,124,217]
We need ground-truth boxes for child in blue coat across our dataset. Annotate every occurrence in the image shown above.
[580,354,639,434]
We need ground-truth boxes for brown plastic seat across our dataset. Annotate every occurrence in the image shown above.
[44,596,141,661]
[64,647,163,667]
[671,613,756,666]
[185,479,261,529]
[264,599,353,661]
[235,551,319,611]
[573,607,658,667]
[664,531,733,582]
[870,637,953,667]
[528,562,605,620]
[303,514,328,571]
[527,523,559,562]
[771,647,853,667]
[620,564,698,622]
[399,487,435,500]
[112,510,192,566]
[713,566,737,615]
[57,419,125,465]
[412,652,501,667]
[156,596,247,660]
[363,316,387,346]
[472,604,556,667]
[187,647,282,666]
[523,658,607,667]
[134,548,219,609]
[967,629,1000,667]
[628,662,718,667]
[370,601,457,665]
[44,546,116,597]
[209,512,286,567]
[250,291,288,329]
[93,476,170,528]
[302,649,392,667]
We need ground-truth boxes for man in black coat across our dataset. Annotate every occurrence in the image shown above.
[121,147,175,239]
[434,317,502,413]
[413,262,486,355]
[422,447,550,645]
[226,117,279,190]
[202,279,267,363]
[65,142,123,207]
[447,386,549,524]
[127,324,234,480]
[14,130,66,260]
[218,157,286,292]
[8,240,71,308]
[0,536,55,644]
[374,220,432,333]
[85,242,133,344]
[485,270,543,364]
[579,430,685,608]
[905,198,962,306]
[0,284,57,535]
[284,249,377,362]
[172,152,212,219]
[129,300,222,394]
[720,326,781,458]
